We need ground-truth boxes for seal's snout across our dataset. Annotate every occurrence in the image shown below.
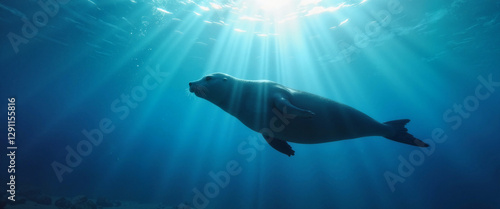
[188,82,194,92]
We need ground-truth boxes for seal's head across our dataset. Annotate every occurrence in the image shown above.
[189,73,231,105]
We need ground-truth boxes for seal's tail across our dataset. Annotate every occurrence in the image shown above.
[383,119,429,147]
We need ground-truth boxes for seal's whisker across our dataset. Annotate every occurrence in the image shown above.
[185,87,196,99]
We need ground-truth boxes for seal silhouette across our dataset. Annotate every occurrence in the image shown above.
[189,73,429,156]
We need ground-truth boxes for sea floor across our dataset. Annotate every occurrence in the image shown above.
[2,197,189,209]
[5,201,167,209]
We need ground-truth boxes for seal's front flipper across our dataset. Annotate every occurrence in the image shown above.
[383,119,429,147]
[263,135,295,157]
[274,96,315,118]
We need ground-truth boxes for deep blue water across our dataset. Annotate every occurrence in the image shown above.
[1,0,500,208]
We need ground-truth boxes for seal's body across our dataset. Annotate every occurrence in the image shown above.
[189,73,428,156]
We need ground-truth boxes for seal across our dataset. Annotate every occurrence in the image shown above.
[189,73,429,156]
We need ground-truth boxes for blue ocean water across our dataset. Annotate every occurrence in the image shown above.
[1,0,499,208]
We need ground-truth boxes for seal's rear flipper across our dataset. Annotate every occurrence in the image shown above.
[263,135,295,156]
[383,119,429,147]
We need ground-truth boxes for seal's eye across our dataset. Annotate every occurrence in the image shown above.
[205,76,212,81]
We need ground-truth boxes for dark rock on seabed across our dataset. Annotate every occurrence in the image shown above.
[55,197,72,209]
[71,195,88,205]
[70,200,97,209]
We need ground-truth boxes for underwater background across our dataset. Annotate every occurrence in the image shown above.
[1,0,500,208]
